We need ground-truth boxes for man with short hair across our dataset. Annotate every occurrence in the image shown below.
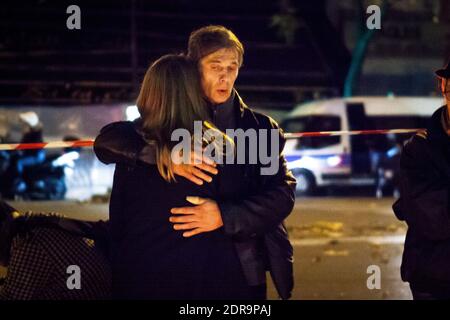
[95,25,296,300]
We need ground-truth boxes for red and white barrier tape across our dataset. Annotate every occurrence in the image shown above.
[284,128,422,139]
[0,140,94,151]
[0,128,422,151]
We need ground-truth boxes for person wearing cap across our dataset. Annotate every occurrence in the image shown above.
[393,60,450,299]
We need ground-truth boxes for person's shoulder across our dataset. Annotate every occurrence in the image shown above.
[28,226,67,243]
[235,92,280,129]
[10,227,53,253]
[404,130,429,151]
[241,104,281,131]
[99,120,136,135]
[401,130,431,166]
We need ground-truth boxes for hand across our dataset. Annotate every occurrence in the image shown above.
[170,197,224,237]
[172,150,218,185]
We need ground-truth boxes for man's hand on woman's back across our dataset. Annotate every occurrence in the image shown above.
[171,150,218,185]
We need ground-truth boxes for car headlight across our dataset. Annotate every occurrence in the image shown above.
[326,155,342,167]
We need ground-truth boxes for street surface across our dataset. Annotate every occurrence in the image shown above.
[1,196,412,300]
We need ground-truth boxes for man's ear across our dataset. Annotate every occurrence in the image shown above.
[441,78,447,93]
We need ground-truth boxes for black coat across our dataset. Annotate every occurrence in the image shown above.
[110,163,259,299]
[94,92,296,299]
[393,106,450,286]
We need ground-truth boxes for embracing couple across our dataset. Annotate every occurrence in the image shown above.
[94,25,296,300]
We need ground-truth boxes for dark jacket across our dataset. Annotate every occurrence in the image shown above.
[393,106,450,286]
[94,93,296,299]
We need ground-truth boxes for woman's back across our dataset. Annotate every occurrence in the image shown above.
[110,163,228,299]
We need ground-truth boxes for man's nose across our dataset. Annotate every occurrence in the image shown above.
[219,72,229,84]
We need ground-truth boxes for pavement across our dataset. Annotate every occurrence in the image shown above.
[1,196,412,300]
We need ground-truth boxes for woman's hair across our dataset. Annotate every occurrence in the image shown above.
[136,54,211,181]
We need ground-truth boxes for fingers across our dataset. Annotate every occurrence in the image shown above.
[169,214,197,223]
[191,151,216,167]
[174,164,216,185]
[194,162,218,175]
[183,228,204,238]
[170,207,197,215]
[186,196,207,205]
[190,167,213,183]
[173,222,198,231]
[179,171,204,185]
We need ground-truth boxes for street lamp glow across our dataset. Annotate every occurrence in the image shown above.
[126,105,140,121]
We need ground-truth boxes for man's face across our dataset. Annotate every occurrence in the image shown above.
[199,48,240,105]
[441,78,450,135]
[441,77,450,100]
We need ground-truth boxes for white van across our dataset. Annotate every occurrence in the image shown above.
[281,96,443,194]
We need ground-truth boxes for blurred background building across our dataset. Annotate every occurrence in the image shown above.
[0,0,449,199]
[328,0,450,96]
[1,0,449,112]
[1,1,449,299]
